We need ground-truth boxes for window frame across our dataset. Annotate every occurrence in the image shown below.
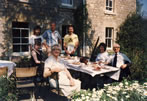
[105,27,114,49]
[105,0,114,13]
[61,0,73,7]
[12,22,30,56]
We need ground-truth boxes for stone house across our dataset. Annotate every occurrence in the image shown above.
[83,0,136,56]
[0,0,136,59]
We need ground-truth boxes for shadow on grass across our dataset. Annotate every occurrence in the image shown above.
[18,86,69,101]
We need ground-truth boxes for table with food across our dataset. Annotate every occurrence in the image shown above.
[60,56,119,77]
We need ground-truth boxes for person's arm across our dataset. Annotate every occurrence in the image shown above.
[32,50,41,64]
[58,32,62,45]
[64,68,75,86]
[43,67,52,78]
[42,31,49,49]
[121,54,131,69]
[63,43,70,55]
[71,35,79,54]
[29,44,33,51]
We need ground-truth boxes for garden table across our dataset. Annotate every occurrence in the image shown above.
[0,60,16,77]
[61,57,119,77]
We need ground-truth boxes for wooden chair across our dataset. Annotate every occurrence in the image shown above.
[15,67,38,101]
[0,67,8,77]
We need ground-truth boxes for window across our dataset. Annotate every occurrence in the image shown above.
[61,0,73,6]
[19,0,29,3]
[12,22,29,53]
[105,27,114,49]
[106,0,114,11]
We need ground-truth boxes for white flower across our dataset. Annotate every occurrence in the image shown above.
[119,83,123,87]
[121,98,124,101]
[81,94,84,97]
[82,96,85,100]
[107,94,111,97]
[104,84,110,87]
[92,88,96,92]
[86,96,89,99]
[122,92,127,94]
[111,96,117,101]
[88,93,91,96]
[92,93,97,98]
[112,91,117,95]
[125,82,129,85]
[126,95,130,98]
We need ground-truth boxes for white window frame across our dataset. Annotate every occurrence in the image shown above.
[61,0,73,7]
[105,27,114,49]
[18,0,29,3]
[12,26,30,56]
[106,0,114,12]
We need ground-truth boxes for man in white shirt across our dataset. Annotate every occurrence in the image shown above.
[106,43,131,82]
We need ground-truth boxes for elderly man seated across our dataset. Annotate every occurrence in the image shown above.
[43,44,81,96]
[106,43,131,82]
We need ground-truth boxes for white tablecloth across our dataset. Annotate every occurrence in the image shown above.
[61,58,119,77]
[0,60,16,77]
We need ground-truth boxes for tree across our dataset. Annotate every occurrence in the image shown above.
[116,12,147,81]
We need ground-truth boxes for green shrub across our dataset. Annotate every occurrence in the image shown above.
[0,76,17,101]
[116,12,147,81]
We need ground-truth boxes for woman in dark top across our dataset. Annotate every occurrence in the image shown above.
[31,41,43,81]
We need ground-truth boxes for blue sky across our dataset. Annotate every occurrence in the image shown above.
[141,0,147,17]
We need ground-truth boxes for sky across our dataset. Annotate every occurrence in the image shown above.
[141,0,147,17]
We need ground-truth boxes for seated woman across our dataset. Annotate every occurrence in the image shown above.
[43,44,81,96]
[95,43,109,65]
[31,41,43,80]
[90,43,109,89]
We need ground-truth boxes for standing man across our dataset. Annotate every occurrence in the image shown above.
[106,43,131,82]
[63,25,79,56]
[42,22,62,56]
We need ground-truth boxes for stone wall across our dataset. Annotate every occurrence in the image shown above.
[0,0,82,58]
[85,0,136,55]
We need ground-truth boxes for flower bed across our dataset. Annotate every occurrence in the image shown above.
[71,80,147,101]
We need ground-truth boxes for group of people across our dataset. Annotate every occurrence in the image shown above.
[30,22,80,96]
[29,22,79,57]
[95,43,131,83]
[30,22,131,96]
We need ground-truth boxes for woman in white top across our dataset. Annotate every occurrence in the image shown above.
[43,44,81,96]
[95,43,109,64]
[29,26,43,50]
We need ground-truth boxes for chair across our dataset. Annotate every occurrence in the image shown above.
[42,72,60,95]
[15,67,38,101]
[0,67,8,77]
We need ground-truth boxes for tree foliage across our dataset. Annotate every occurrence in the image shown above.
[116,12,147,81]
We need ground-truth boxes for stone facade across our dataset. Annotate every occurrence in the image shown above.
[84,0,136,56]
[0,0,136,58]
[0,0,82,58]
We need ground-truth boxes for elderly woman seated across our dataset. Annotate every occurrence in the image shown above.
[43,44,81,96]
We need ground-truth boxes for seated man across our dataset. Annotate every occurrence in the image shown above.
[106,43,131,82]
[43,44,81,96]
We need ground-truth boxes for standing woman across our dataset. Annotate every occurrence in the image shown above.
[29,25,43,51]
[95,43,109,64]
